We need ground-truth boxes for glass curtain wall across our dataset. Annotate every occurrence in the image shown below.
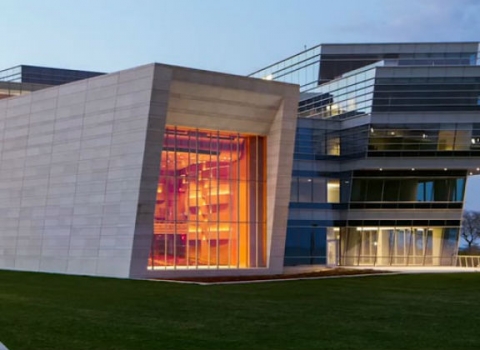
[368,124,480,156]
[290,177,340,203]
[294,118,369,161]
[248,46,322,90]
[297,65,376,119]
[149,126,266,270]
[373,76,480,112]
[341,226,459,266]
[351,177,466,203]
[284,226,328,266]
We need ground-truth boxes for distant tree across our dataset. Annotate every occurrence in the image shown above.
[461,211,480,253]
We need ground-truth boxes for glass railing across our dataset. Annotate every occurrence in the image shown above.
[455,255,480,267]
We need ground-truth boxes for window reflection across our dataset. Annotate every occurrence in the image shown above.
[368,125,480,152]
[284,226,327,266]
[351,177,465,202]
[149,127,266,269]
[341,226,458,266]
[290,177,340,203]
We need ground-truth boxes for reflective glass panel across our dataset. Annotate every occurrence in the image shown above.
[340,226,459,266]
[149,127,266,269]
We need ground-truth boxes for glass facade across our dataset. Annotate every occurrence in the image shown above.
[290,177,341,203]
[20,65,104,85]
[0,65,104,100]
[297,65,377,119]
[351,173,466,203]
[284,226,329,266]
[250,45,478,91]
[373,77,480,112]
[249,45,322,90]
[293,118,369,161]
[341,226,459,266]
[368,123,480,157]
[0,66,22,83]
[149,126,266,270]
[0,65,104,85]
[254,43,480,268]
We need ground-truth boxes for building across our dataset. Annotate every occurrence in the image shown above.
[250,42,480,268]
[0,65,104,99]
[0,42,479,279]
[0,63,298,278]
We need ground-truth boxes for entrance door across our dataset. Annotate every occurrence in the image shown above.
[327,239,339,266]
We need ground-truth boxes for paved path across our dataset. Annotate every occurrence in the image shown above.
[349,266,480,273]
[0,342,9,350]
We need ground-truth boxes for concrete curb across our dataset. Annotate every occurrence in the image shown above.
[150,268,480,286]
[150,272,403,286]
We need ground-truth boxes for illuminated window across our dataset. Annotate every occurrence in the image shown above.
[149,126,266,269]
[438,130,455,150]
[326,136,340,155]
[327,179,340,203]
[341,226,458,266]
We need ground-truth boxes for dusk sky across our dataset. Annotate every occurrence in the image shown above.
[1,0,480,208]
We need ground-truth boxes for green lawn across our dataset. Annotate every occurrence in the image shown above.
[1,271,480,350]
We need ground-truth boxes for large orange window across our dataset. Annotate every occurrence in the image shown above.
[149,126,266,269]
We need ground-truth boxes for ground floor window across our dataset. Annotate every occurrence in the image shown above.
[340,227,459,266]
[148,126,266,270]
[284,227,331,266]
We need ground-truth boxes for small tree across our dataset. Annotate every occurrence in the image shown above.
[461,211,480,253]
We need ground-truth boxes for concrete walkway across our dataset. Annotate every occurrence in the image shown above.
[348,266,480,273]
[284,265,480,274]
[154,266,480,286]
[0,342,9,350]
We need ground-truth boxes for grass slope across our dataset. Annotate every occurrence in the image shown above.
[1,271,480,349]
